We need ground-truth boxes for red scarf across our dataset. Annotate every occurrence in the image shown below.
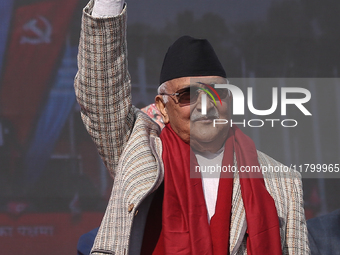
[147,124,282,255]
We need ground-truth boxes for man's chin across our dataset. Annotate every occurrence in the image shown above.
[190,125,224,141]
[190,126,229,153]
[190,135,223,152]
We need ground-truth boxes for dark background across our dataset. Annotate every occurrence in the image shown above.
[0,0,339,254]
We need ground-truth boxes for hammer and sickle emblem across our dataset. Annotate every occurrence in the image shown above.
[20,16,52,44]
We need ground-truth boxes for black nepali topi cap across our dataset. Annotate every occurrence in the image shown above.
[159,35,226,84]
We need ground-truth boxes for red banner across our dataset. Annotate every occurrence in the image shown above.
[0,0,78,146]
[0,212,103,255]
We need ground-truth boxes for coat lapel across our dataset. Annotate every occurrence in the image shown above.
[229,159,247,254]
[229,153,286,254]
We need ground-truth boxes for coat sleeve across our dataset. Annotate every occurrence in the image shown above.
[74,0,134,178]
[284,171,310,254]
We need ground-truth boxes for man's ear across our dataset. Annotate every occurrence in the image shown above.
[155,95,170,124]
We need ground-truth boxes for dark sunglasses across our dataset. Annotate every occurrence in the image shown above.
[160,85,230,106]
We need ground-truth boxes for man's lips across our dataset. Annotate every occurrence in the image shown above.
[192,116,216,122]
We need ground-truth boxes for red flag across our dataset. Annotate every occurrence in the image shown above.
[0,0,78,146]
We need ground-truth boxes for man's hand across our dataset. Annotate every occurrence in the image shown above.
[92,0,125,18]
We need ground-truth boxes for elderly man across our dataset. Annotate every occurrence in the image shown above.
[75,0,309,254]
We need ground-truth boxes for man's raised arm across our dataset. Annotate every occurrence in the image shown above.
[74,0,133,178]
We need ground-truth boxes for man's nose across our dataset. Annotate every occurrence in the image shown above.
[196,91,215,114]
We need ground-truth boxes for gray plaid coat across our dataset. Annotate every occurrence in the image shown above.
[74,1,310,254]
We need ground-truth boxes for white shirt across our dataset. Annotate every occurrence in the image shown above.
[92,0,125,18]
[195,149,223,222]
